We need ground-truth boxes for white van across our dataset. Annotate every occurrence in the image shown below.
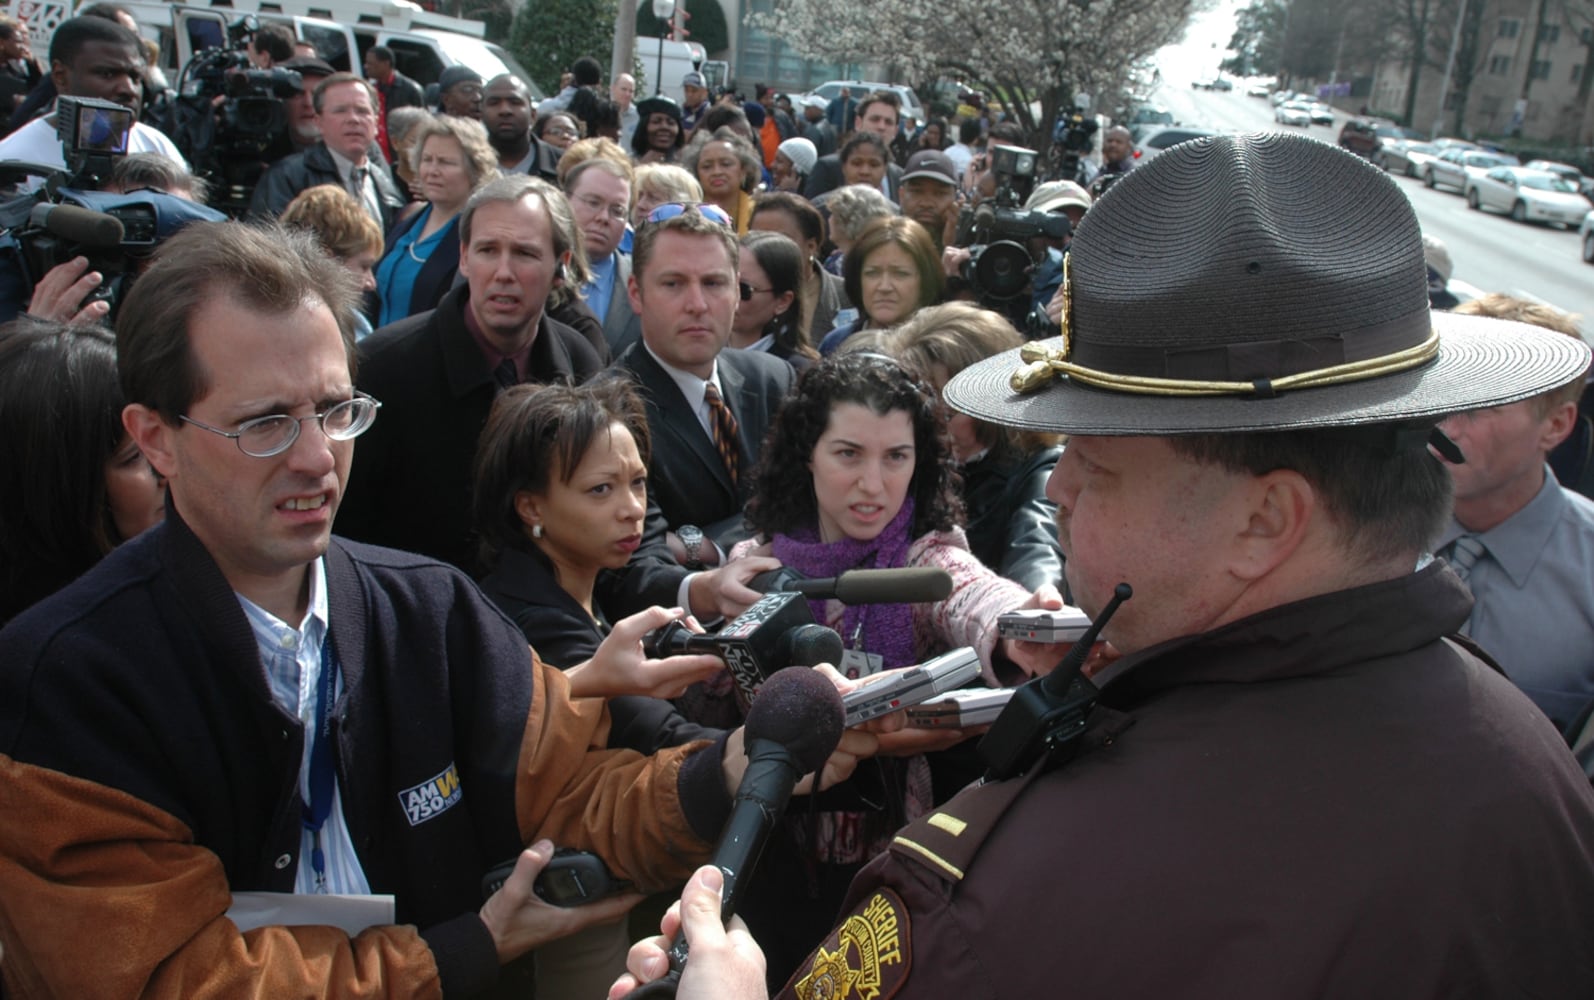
[6,0,543,98]
[632,37,705,97]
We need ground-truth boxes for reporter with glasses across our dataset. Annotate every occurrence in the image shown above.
[0,221,823,996]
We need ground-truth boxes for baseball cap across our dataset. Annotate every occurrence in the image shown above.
[901,150,957,186]
[280,55,335,79]
[801,94,828,111]
[1025,180,1092,215]
[682,72,706,90]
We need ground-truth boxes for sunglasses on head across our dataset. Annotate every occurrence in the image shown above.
[645,202,734,227]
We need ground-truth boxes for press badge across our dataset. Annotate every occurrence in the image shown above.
[840,648,884,679]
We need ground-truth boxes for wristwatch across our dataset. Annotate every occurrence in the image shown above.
[678,525,706,569]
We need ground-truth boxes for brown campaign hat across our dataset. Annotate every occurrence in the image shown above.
[944,133,1591,435]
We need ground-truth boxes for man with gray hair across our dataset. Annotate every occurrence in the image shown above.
[342,174,602,570]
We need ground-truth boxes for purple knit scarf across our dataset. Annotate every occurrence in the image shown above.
[771,499,917,670]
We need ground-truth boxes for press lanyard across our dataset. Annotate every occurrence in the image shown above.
[302,631,340,893]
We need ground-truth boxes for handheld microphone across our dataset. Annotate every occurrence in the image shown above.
[749,566,953,604]
[642,592,842,701]
[28,202,125,247]
[625,666,846,999]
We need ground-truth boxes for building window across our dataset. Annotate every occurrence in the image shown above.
[1539,24,1560,43]
[1583,27,1594,44]
[1489,55,1512,74]
[1573,64,1583,84]
[1531,59,1552,80]
[1499,18,1520,38]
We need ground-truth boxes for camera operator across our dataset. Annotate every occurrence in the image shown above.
[20,153,211,325]
[249,72,402,230]
[246,22,293,69]
[942,143,1071,336]
[0,17,185,192]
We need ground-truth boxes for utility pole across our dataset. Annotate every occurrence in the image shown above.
[1433,0,1468,137]
[1511,0,1553,135]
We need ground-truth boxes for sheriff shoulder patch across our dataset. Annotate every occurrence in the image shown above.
[788,889,910,1000]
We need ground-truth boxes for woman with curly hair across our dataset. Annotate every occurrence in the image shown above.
[375,114,500,325]
[683,125,762,233]
[714,352,1065,986]
[280,185,385,339]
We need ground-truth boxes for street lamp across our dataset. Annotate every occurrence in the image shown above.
[651,0,675,94]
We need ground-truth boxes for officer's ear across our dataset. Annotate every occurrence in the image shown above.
[1229,467,1314,584]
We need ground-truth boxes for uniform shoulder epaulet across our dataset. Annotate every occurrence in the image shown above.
[889,705,1135,883]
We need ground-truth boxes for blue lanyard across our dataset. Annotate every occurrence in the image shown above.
[302,631,340,893]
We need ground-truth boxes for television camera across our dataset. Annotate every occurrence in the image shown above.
[161,14,303,216]
[954,143,1070,331]
[0,96,226,320]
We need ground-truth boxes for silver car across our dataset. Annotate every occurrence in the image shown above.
[1466,167,1592,226]
[1424,149,1518,193]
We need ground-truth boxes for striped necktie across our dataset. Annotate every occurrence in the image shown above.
[704,382,740,488]
[1444,533,1487,584]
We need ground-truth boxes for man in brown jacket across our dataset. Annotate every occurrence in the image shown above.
[617,134,1594,1000]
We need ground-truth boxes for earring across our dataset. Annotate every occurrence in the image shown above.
[532,524,544,539]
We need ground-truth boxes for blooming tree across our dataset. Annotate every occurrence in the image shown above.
[751,0,1202,138]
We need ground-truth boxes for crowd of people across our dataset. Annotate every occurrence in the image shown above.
[1,14,1593,1000]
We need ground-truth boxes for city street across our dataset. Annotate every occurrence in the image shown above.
[1138,83,1594,325]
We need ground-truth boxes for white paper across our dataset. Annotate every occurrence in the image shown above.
[227,892,396,937]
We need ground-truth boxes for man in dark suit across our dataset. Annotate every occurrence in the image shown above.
[341,175,776,617]
[249,73,404,231]
[614,204,796,550]
[564,156,642,355]
[803,89,905,201]
[341,174,603,572]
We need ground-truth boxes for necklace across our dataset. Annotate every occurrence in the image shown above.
[406,239,431,264]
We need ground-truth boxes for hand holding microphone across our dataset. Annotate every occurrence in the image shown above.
[621,667,846,999]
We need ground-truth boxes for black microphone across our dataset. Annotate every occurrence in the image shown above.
[643,591,841,701]
[28,202,124,247]
[774,622,845,670]
[626,666,846,999]
[749,566,953,604]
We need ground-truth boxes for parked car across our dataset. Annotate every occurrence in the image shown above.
[1424,149,1518,192]
[1129,105,1175,128]
[1579,209,1594,263]
[1308,102,1335,126]
[1338,118,1384,157]
[1135,125,1218,162]
[1191,77,1232,90]
[1523,159,1594,202]
[1378,139,1440,177]
[1465,167,1591,226]
[1245,79,1273,97]
[1275,100,1313,127]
